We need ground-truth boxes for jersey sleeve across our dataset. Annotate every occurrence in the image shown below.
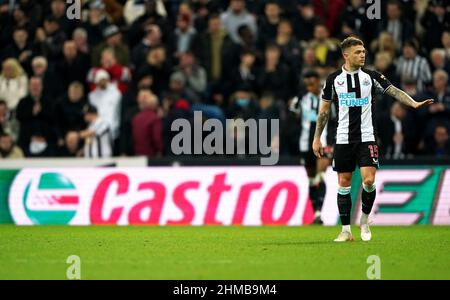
[322,75,334,101]
[371,70,393,94]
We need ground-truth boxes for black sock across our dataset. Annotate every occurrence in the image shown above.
[338,192,352,225]
[309,184,319,211]
[362,188,376,215]
[316,181,326,211]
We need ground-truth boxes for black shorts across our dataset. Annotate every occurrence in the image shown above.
[332,142,380,173]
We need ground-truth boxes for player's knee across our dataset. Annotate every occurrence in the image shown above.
[363,178,375,187]
[338,177,351,187]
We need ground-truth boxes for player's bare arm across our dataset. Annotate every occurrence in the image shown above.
[385,85,434,109]
[312,100,332,158]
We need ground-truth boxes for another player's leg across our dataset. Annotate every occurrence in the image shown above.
[359,166,377,241]
[334,172,354,242]
[308,157,329,224]
[306,163,323,224]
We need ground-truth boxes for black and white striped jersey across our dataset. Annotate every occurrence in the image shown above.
[84,118,113,158]
[290,91,336,152]
[322,66,392,145]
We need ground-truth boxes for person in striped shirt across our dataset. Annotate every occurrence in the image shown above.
[80,104,113,158]
[395,39,432,93]
[312,37,434,242]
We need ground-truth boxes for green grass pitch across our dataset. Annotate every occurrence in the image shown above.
[0,225,449,280]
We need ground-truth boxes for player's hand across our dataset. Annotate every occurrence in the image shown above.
[312,138,324,158]
[414,99,434,109]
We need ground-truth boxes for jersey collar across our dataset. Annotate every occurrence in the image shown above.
[342,65,360,75]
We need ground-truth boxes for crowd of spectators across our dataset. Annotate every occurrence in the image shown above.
[0,0,450,160]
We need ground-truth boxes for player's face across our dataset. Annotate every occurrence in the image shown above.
[304,77,320,94]
[345,45,366,68]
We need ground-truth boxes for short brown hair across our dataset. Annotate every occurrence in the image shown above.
[340,37,364,52]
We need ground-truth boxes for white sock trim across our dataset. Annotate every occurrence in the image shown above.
[363,183,376,193]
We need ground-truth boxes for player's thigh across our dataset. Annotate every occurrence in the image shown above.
[357,142,380,170]
[317,157,331,173]
[332,144,357,173]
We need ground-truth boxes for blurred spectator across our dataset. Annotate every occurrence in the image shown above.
[0,132,24,159]
[127,0,169,49]
[173,13,197,57]
[103,0,125,25]
[16,77,55,156]
[131,24,163,70]
[191,14,233,85]
[423,124,450,157]
[0,58,28,110]
[171,51,207,103]
[370,31,399,61]
[72,27,90,56]
[164,72,194,105]
[257,44,292,101]
[132,89,163,157]
[0,99,19,142]
[92,24,130,66]
[338,0,367,39]
[379,0,415,49]
[59,131,82,157]
[142,45,171,97]
[49,0,78,38]
[54,81,87,143]
[87,48,131,93]
[442,30,450,58]
[80,104,112,158]
[88,69,121,141]
[302,47,320,71]
[227,49,258,98]
[35,15,67,62]
[418,70,450,127]
[0,27,34,73]
[220,0,257,44]
[377,102,414,159]
[307,23,340,67]
[31,56,63,101]
[313,0,347,36]
[292,1,320,43]
[56,40,91,91]
[83,0,111,48]
[124,0,167,26]
[430,48,450,74]
[0,3,38,47]
[396,40,432,93]
[227,86,259,120]
[257,1,281,48]
[274,19,301,70]
[374,51,400,88]
[421,0,450,52]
